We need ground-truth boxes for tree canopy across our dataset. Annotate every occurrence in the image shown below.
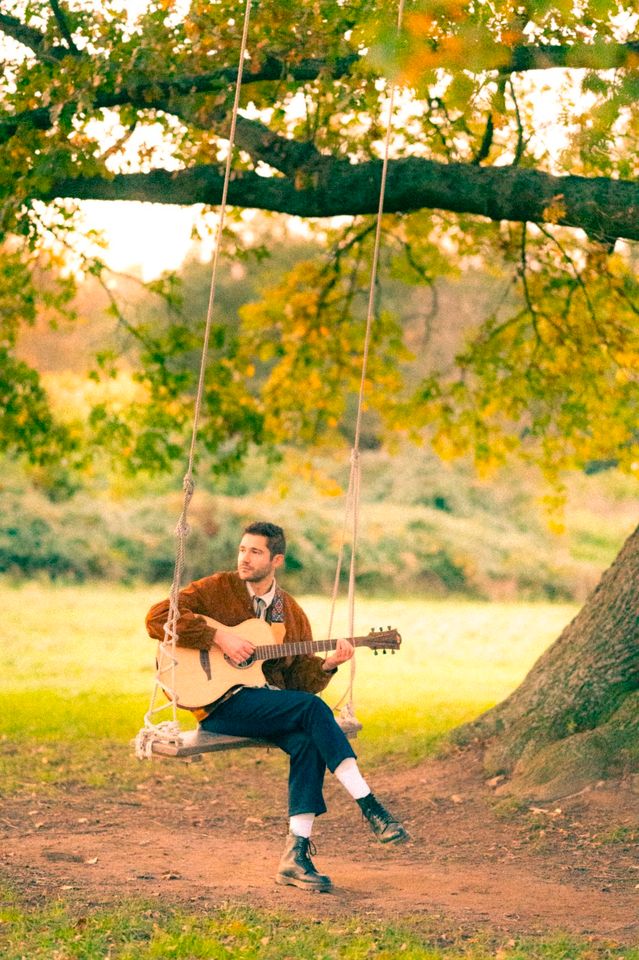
[1,0,638,488]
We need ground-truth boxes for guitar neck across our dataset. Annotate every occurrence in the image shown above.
[254,635,369,662]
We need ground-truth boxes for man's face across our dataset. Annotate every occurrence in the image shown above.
[237,533,283,585]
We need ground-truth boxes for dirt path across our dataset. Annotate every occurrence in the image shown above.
[3,750,639,941]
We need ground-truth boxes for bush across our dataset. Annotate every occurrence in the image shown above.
[0,449,631,600]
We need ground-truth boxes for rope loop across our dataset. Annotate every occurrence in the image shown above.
[134,720,182,760]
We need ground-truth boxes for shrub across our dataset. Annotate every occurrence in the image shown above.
[0,449,631,600]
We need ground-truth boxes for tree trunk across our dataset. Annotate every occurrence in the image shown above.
[454,524,639,800]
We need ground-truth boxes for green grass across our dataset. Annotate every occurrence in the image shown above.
[0,582,576,788]
[1,890,636,960]
[3,584,632,956]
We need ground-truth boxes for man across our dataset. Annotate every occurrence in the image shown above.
[146,520,407,892]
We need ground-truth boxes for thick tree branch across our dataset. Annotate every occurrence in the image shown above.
[414,39,639,73]
[48,0,80,56]
[4,6,639,77]
[182,97,326,176]
[2,34,639,145]
[45,157,639,243]
[0,55,359,145]
[0,11,66,62]
[505,40,639,72]
[231,116,324,176]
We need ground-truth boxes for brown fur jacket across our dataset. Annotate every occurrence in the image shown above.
[145,570,335,698]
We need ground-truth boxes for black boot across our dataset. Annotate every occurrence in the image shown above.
[275,833,332,892]
[357,793,408,844]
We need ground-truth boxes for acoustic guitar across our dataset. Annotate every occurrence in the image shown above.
[156,617,401,710]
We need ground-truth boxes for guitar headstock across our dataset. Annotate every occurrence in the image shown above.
[363,627,401,652]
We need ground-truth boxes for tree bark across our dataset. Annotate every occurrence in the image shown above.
[47,158,639,243]
[4,8,638,244]
[455,525,639,799]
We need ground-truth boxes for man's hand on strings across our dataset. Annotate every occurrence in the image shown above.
[214,627,255,665]
[323,638,354,672]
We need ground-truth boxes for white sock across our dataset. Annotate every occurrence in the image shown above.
[289,813,315,838]
[333,757,371,801]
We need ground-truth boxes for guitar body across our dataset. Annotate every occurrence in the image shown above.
[155,619,401,711]
[156,618,278,710]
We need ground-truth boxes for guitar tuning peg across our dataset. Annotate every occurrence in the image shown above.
[387,625,392,631]
[383,649,387,655]
[374,650,378,655]
[391,650,395,655]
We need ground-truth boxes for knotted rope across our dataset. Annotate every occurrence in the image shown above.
[135,0,254,757]
[328,0,405,727]
[136,0,406,755]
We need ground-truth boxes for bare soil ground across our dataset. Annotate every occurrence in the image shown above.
[3,748,639,942]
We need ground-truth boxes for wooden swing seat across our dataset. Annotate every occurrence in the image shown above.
[150,728,264,759]
[149,712,363,760]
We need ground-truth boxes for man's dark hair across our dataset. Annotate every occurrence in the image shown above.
[244,521,286,558]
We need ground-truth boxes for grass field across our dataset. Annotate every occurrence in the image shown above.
[3,893,632,960]
[4,892,629,960]
[1,583,577,744]
[0,582,576,781]
[2,583,591,960]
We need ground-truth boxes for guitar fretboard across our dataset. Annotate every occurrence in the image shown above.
[254,636,368,661]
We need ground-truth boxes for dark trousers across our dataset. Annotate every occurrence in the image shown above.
[200,687,357,816]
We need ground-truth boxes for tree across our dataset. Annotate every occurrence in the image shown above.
[455,521,639,799]
[1,0,638,794]
[1,0,638,477]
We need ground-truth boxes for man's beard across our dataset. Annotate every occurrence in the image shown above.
[238,564,272,583]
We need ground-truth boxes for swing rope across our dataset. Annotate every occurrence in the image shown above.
[328,0,405,728]
[135,0,254,759]
[136,0,405,758]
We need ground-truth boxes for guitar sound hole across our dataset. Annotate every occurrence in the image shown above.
[224,653,256,670]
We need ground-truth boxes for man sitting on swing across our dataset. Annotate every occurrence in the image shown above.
[146,520,407,892]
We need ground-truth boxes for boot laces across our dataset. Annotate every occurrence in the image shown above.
[363,795,391,822]
[293,835,318,861]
